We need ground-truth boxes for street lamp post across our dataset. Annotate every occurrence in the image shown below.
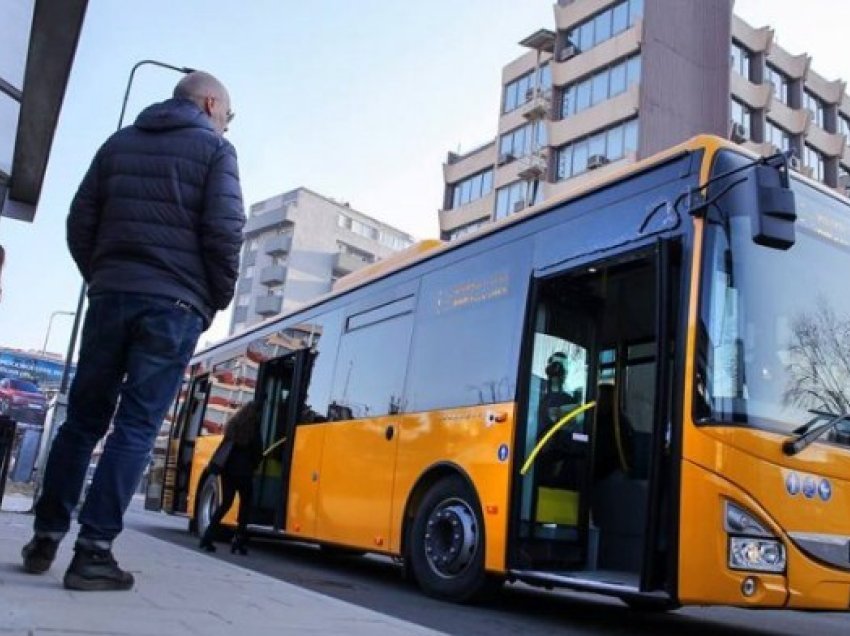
[41,310,75,356]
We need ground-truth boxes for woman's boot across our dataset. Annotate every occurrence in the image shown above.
[199,528,216,553]
[231,531,248,555]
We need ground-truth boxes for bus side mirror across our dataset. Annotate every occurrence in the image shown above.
[752,163,796,250]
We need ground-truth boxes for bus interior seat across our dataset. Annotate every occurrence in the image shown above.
[591,382,648,573]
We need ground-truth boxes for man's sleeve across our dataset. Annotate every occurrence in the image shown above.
[201,139,245,310]
[66,150,103,282]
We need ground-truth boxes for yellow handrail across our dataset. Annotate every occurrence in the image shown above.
[520,401,596,476]
[262,437,287,457]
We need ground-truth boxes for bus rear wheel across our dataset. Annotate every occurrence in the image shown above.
[407,475,490,602]
[194,474,223,540]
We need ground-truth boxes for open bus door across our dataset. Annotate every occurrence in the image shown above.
[511,240,679,603]
[156,374,211,514]
[144,377,187,511]
[249,349,313,531]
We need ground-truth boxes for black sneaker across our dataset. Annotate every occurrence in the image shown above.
[22,536,60,574]
[63,547,135,591]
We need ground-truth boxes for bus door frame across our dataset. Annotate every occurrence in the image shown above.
[166,372,211,514]
[251,348,312,531]
[509,239,681,588]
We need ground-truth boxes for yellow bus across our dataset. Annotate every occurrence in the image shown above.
[146,135,850,610]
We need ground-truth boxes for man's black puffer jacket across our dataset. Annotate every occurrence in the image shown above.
[67,97,245,327]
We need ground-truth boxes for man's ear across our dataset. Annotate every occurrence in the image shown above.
[203,95,215,116]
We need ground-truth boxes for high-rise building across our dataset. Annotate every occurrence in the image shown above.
[230,187,416,334]
[439,0,850,240]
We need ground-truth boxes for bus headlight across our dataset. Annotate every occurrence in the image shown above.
[729,537,786,572]
[725,501,786,573]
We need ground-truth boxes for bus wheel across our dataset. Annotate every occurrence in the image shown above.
[195,475,220,539]
[408,475,488,602]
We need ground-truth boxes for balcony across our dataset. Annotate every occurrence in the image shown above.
[264,234,291,257]
[255,295,283,317]
[259,264,287,287]
[333,251,370,276]
[522,90,551,121]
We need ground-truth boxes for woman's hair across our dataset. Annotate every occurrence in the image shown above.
[224,400,260,445]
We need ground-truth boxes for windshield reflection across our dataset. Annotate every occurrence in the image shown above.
[696,175,850,447]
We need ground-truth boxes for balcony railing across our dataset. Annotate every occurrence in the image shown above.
[255,295,283,316]
[259,264,287,287]
[264,234,291,257]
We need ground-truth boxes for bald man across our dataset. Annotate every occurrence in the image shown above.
[23,71,245,591]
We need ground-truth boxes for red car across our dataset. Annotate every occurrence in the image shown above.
[0,378,47,424]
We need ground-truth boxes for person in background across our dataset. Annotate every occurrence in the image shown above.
[22,71,245,591]
[200,400,263,555]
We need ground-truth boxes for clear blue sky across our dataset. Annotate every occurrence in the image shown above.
[0,0,847,356]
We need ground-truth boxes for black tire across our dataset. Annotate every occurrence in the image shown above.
[194,474,232,541]
[407,475,490,602]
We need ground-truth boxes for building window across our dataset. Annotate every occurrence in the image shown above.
[348,218,379,241]
[379,233,413,250]
[233,322,246,334]
[236,294,250,307]
[804,90,825,129]
[445,219,487,241]
[838,114,850,139]
[561,55,640,118]
[499,121,547,160]
[494,181,543,219]
[804,144,825,181]
[730,41,751,80]
[248,238,260,251]
[503,64,552,114]
[839,164,850,188]
[764,64,789,104]
[765,119,790,151]
[337,213,352,230]
[245,265,255,279]
[730,98,752,139]
[451,169,494,209]
[556,119,639,181]
[567,0,643,54]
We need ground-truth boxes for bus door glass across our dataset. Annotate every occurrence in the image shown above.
[251,349,311,530]
[167,373,210,514]
[516,249,667,589]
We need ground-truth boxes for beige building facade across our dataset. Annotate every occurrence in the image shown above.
[440,0,850,240]
[230,188,415,334]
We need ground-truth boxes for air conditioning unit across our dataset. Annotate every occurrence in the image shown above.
[838,173,850,190]
[525,87,537,101]
[512,200,526,214]
[730,122,748,143]
[558,45,578,62]
[497,152,516,166]
[587,154,610,170]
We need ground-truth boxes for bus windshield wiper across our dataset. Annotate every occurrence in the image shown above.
[783,409,850,456]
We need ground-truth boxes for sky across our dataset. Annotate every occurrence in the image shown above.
[1,0,849,357]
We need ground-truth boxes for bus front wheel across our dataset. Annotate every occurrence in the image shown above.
[407,475,491,602]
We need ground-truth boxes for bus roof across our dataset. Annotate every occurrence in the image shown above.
[198,134,749,360]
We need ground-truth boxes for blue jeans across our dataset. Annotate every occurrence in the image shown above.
[35,292,203,544]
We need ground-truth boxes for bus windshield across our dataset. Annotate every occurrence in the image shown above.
[696,169,850,444]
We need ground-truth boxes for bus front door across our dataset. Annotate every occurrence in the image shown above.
[250,349,311,531]
[513,246,675,594]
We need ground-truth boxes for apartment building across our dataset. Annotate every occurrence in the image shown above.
[439,0,850,240]
[230,187,415,334]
